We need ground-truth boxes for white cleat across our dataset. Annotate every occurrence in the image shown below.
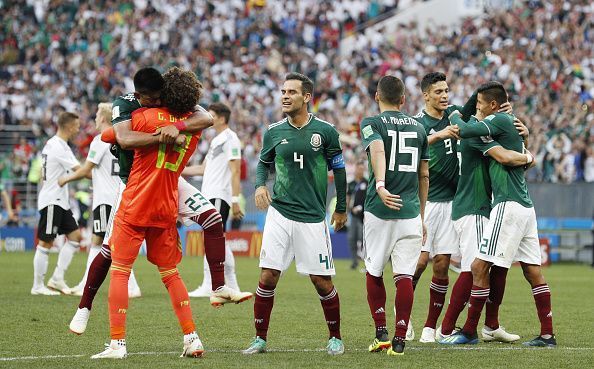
[68,284,84,296]
[181,336,204,358]
[69,308,90,335]
[419,327,436,343]
[31,286,60,296]
[405,320,415,341]
[436,325,457,341]
[128,287,142,299]
[47,278,71,294]
[91,340,127,359]
[188,286,212,298]
[481,326,520,343]
[209,285,253,308]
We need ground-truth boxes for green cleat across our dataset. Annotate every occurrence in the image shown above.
[368,337,391,352]
[327,337,344,355]
[523,335,557,348]
[241,337,267,355]
[387,337,405,356]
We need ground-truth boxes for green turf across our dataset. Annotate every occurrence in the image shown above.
[0,252,593,368]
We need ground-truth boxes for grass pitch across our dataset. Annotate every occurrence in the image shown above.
[0,252,593,369]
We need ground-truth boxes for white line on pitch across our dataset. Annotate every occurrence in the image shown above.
[2,346,593,361]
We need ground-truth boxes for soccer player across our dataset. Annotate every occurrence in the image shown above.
[91,67,205,359]
[412,72,513,342]
[347,160,367,270]
[32,112,82,296]
[242,72,347,356]
[184,102,252,299]
[361,75,429,356]
[442,81,555,347]
[439,116,532,343]
[58,103,121,296]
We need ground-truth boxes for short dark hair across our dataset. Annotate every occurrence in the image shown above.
[133,67,165,94]
[57,112,79,129]
[161,67,203,116]
[208,102,231,124]
[285,72,314,96]
[377,75,405,105]
[420,72,447,92]
[477,81,508,105]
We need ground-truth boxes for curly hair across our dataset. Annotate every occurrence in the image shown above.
[161,67,203,116]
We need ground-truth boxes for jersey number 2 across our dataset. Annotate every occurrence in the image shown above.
[387,130,418,172]
[156,134,191,172]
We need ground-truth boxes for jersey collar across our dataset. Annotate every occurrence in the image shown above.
[287,113,313,130]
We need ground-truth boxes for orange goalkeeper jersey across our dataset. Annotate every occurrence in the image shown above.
[116,107,201,228]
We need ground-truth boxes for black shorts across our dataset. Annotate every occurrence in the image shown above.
[210,198,230,232]
[37,205,79,242]
[92,204,113,238]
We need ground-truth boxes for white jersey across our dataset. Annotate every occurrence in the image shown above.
[38,135,80,210]
[87,134,121,209]
[201,128,241,204]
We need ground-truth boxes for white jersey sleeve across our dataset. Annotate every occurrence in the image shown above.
[226,132,242,161]
[87,136,109,165]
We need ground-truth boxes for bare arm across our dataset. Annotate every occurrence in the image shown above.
[229,159,244,220]
[369,140,402,210]
[59,161,95,187]
[418,160,429,220]
[182,162,206,177]
[1,189,16,221]
[486,146,535,167]
[182,108,214,133]
[113,120,162,150]
[428,125,460,145]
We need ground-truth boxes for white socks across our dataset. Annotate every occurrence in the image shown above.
[128,269,140,291]
[52,241,80,281]
[76,245,101,288]
[200,244,240,291]
[33,246,50,288]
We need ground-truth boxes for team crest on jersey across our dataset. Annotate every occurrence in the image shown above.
[310,133,322,151]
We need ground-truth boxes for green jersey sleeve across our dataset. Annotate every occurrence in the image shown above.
[259,128,275,164]
[454,114,505,139]
[360,118,382,150]
[324,126,342,161]
[420,129,430,160]
[112,93,141,125]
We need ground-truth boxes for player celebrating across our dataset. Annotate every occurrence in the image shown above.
[242,73,347,356]
[443,81,555,347]
[58,103,121,296]
[184,102,251,299]
[361,75,429,356]
[91,67,206,359]
[32,112,82,296]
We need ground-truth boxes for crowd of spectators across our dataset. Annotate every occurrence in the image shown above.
[0,0,592,191]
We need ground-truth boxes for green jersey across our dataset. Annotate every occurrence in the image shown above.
[414,105,461,202]
[452,119,500,220]
[259,114,343,223]
[111,93,141,184]
[361,111,429,220]
[455,113,533,208]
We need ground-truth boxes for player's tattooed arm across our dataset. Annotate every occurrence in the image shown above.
[113,120,164,149]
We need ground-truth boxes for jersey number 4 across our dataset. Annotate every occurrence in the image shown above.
[387,130,418,172]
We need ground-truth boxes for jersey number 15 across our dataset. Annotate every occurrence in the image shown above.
[387,130,418,172]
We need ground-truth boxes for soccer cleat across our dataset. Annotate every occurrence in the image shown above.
[128,286,142,299]
[523,335,557,348]
[439,331,479,345]
[481,326,520,343]
[242,337,267,355]
[405,320,415,341]
[68,284,84,297]
[47,278,71,294]
[368,337,391,352]
[90,340,127,359]
[30,286,60,296]
[69,307,90,335]
[436,326,458,341]
[210,285,253,307]
[188,286,212,298]
[387,337,405,356]
[419,327,436,343]
[181,335,204,358]
[326,337,344,355]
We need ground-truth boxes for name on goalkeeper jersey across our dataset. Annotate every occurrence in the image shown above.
[380,116,417,126]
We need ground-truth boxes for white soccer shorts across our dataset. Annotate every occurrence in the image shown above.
[363,212,423,277]
[102,181,126,245]
[259,206,335,276]
[177,177,216,226]
[422,201,459,256]
[453,215,488,272]
[477,201,541,268]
